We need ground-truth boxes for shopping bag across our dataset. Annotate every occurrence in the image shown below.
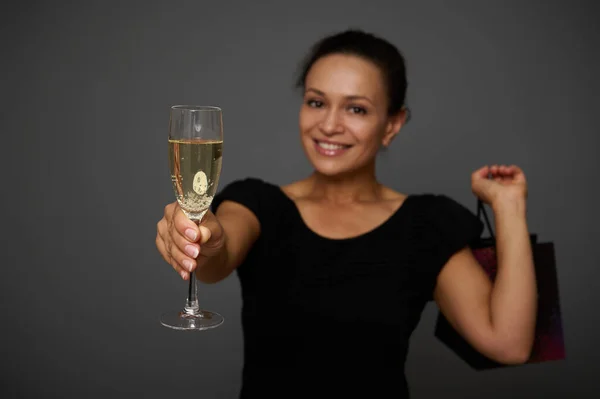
[434,199,566,370]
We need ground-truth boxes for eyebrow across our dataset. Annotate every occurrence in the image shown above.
[305,88,374,105]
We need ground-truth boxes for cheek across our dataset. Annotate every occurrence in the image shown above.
[299,108,319,134]
[298,107,309,130]
[351,120,385,147]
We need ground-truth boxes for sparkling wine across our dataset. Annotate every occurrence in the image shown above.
[168,138,223,219]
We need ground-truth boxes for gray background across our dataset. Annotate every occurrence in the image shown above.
[2,0,598,398]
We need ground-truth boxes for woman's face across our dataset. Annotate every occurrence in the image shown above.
[299,53,404,178]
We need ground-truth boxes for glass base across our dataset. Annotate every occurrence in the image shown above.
[160,309,224,331]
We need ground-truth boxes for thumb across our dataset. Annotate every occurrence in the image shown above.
[198,225,212,244]
[198,210,223,246]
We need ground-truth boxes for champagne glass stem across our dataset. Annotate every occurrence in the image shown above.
[184,219,202,317]
[184,271,199,314]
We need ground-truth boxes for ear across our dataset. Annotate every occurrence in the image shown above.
[382,108,408,148]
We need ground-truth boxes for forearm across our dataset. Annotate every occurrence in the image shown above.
[489,196,537,360]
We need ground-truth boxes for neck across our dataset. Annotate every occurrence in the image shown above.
[306,164,381,204]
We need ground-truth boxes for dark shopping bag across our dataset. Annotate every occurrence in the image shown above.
[434,199,566,370]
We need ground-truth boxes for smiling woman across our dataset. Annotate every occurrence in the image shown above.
[155,29,537,399]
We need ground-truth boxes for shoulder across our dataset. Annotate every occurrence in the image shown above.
[407,193,483,245]
[216,177,284,196]
[400,194,484,301]
[212,177,272,210]
[408,193,473,216]
[212,177,289,219]
[220,177,270,190]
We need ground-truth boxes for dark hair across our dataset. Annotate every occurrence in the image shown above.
[295,29,410,118]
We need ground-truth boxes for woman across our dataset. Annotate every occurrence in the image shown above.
[156,30,536,398]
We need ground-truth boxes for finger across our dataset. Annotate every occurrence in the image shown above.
[157,216,168,239]
[163,202,176,216]
[157,217,175,257]
[509,164,522,173]
[508,164,523,175]
[162,211,201,258]
[157,215,176,256]
[490,164,499,177]
[158,216,198,269]
[510,164,526,182]
[471,165,489,181]
[155,231,170,264]
[156,234,193,280]
[163,202,178,229]
[498,164,511,180]
[498,164,517,181]
[159,221,199,270]
[162,211,201,262]
[171,204,200,243]
[492,164,506,181]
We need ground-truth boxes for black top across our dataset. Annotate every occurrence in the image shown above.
[212,178,483,398]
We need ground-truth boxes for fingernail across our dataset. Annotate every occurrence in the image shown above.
[185,229,197,241]
[182,259,194,271]
[185,245,199,258]
[180,270,187,279]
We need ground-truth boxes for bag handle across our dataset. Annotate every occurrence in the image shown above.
[476,172,496,241]
[477,199,495,241]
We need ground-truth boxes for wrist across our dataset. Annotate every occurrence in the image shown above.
[491,194,527,218]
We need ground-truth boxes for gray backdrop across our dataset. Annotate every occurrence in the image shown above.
[2,0,599,398]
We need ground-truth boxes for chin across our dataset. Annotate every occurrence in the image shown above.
[308,157,359,178]
[313,165,348,177]
[301,138,370,178]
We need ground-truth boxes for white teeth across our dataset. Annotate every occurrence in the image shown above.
[317,141,346,150]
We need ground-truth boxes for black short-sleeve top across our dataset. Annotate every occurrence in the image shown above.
[212,177,483,398]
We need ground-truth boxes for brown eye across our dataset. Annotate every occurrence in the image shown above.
[307,100,324,108]
[349,106,366,115]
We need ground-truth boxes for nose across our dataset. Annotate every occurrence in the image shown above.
[319,108,344,136]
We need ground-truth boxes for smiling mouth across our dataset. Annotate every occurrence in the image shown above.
[313,139,352,156]
[314,139,352,150]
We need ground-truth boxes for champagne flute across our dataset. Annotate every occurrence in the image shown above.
[160,105,224,331]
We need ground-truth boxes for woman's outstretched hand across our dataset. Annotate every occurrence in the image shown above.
[156,202,225,280]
